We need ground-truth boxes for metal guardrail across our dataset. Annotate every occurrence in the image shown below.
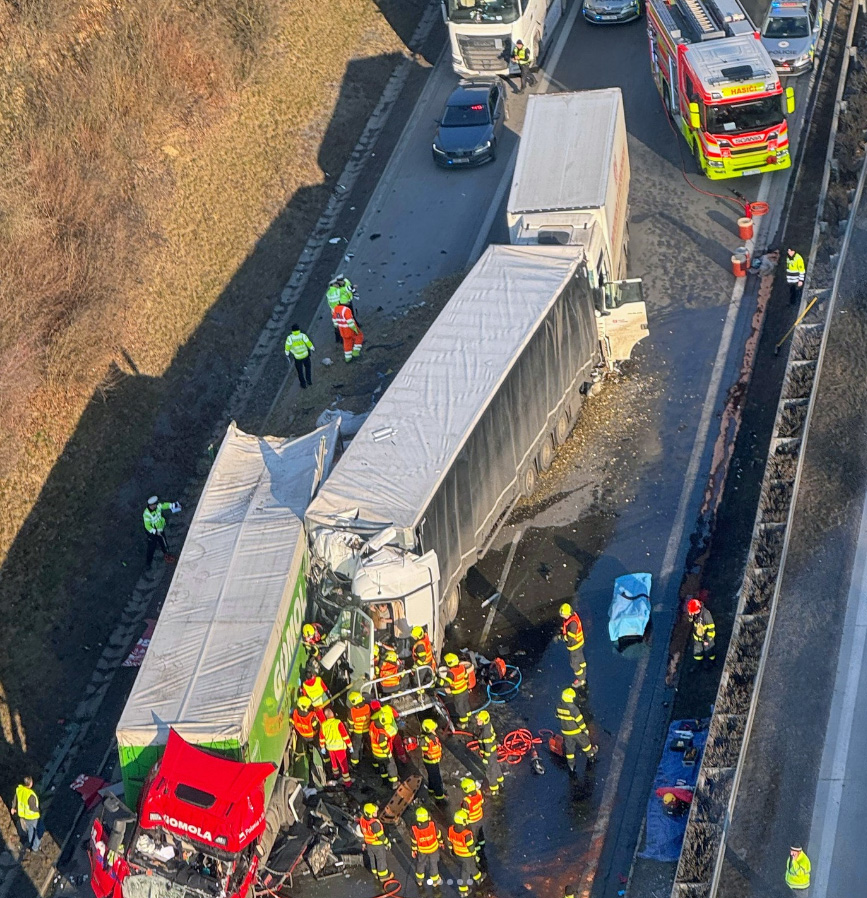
[672,1,867,892]
[360,664,438,709]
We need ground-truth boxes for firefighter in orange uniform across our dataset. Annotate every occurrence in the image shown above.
[411,807,444,887]
[347,691,371,765]
[360,803,393,884]
[448,809,482,894]
[558,603,587,689]
[292,696,320,764]
[332,303,363,362]
[411,626,434,668]
[460,777,486,848]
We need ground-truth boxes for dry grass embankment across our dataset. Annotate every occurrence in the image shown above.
[0,0,420,775]
[0,0,406,552]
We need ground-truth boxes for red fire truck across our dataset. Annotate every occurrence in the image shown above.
[647,0,796,178]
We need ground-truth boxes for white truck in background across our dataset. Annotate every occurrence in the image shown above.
[508,89,636,296]
[306,243,648,716]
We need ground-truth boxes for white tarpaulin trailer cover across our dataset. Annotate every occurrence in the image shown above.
[117,421,339,754]
[305,244,599,581]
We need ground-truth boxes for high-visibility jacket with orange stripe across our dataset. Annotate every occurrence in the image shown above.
[421,733,443,764]
[292,707,319,741]
[360,816,388,846]
[461,789,484,823]
[379,660,401,688]
[448,824,475,858]
[349,703,371,735]
[443,663,468,695]
[320,717,351,752]
[371,725,394,759]
[562,612,585,651]
[412,635,433,666]
[411,821,443,854]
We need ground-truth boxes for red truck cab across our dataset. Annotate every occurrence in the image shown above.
[89,730,275,898]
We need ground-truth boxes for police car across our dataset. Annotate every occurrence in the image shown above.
[760,0,823,75]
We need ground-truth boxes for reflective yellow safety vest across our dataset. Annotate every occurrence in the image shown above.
[786,252,805,284]
[16,785,39,820]
[785,850,811,889]
[143,503,170,534]
[285,330,314,359]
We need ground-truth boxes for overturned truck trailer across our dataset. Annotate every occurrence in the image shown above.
[90,422,339,898]
[305,244,647,709]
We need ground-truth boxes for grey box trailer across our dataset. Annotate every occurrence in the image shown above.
[305,245,646,693]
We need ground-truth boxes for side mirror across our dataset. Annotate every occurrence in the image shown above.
[785,86,795,114]
[688,102,701,130]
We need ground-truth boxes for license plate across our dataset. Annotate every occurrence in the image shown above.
[602,13,619,18]
[741,168,762,176]
[449,158,469,165]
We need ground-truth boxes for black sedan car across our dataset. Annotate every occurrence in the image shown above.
[432,79,505,168]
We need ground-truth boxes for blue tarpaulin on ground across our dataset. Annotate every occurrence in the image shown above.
[608,572,652,641]
[638,720,707,862]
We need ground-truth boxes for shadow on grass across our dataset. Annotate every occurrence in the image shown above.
[0,49,426,896]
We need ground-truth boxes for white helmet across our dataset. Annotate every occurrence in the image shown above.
[147,495,159,506]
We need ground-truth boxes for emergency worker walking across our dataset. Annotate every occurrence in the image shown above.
[460,777,486,848]
[687,597,716,663]
[420,719,446,800]
[411,808,444,888]
[556,688,597,774]
[475,710,504,794]
[448,810,482,894]
[12,776,41,853]
[558,603,587,689]
[347,692,371,765]
[332,303,363,362]
[360,803,393,884]
[786,248,806,305]
[441,653,472,727]
[510,39,536,92]
[320,709,353,786]
[143,495,181,568]
[284,325,315,389]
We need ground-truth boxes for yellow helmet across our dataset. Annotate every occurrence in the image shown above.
[385,649,398,663]
[476,710,490,725]
[297,696,312,711]
[416,807,430,823]
[460,777,476,794]
[303,623,315,639]
[363,803,378,817]
[348,691,363,706]
[559,603,573,618]
[411,626,424,640]
[561,687,576,704]
[444,653,459,667]
[454,809,469,826]
[422,719,437,734]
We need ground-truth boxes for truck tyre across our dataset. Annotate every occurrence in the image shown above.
[443,585,460,625]
[555,412,571,445]
[693,140,705,176]
[522,463,538,498]
[538,435,555,472]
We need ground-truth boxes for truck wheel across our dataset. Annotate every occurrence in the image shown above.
[522,464,538,498]
[538,436,555,471]
[555,412,571,445]
[443,585,460,624]
[693,141,705,176]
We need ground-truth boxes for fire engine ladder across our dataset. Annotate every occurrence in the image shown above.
[676,0,725,39]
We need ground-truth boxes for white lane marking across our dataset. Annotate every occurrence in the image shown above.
[581,175,773,896]
[809,488,867,896]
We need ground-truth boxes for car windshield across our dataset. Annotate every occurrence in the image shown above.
[442,103,491,126]
[446,0,521,24]
[705,95,784,135]
[763,15,810,37]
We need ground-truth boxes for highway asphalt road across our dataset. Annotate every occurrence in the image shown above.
[284,3,812,898]
[54,0,813,894]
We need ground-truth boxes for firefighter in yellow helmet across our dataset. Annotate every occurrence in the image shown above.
[448,809,482,894]
[410,807,444,887]
[420,718,446,801]
[347,691,371,765]
[441,653,472,727]
[475,709,504,794]
[556,687,597,774]
[558,603,587,689]
[460,777,485,848]
[359,803,393,884]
